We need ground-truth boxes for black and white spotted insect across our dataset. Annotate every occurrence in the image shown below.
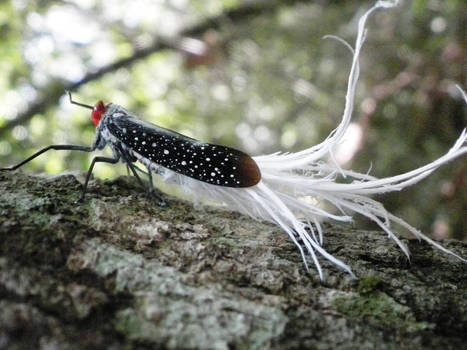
[1,92,261,202]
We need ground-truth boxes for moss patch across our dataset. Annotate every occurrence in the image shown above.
[333,291,433,334]
[357,276,383,294]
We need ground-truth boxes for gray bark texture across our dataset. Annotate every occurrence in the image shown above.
[0,172,466,350]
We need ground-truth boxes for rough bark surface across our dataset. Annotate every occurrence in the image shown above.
[0,172,466,350]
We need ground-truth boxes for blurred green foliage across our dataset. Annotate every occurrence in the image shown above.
[0,0,465,239]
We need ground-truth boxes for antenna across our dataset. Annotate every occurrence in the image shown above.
[66,90,93,110]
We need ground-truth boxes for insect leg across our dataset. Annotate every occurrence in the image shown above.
[125,163,150,185]
[144,167,162,204]
[114,145,166,206]
[131,164,149,177]
[146,166,154,192]
[125,164,147,176]
[129,164,161,202]
[132,164,154,191]
[125,161,146,189]
[1,145,93,171]
[144,168,168,206]
[79,156,120,202]
[125,160,166,206]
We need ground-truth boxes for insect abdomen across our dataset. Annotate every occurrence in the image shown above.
[105,110,261,187]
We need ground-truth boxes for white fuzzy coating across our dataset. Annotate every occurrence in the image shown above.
[101,0,466,279]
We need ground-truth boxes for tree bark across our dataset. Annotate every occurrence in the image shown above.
[0,172,466,349]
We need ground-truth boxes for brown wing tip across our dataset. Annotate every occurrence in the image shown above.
[237,155,261,187]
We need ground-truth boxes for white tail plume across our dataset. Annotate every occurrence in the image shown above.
[157,0,466,280]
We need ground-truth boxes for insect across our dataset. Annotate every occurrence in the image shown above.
[1,1,465,279]
[1,91,262,203]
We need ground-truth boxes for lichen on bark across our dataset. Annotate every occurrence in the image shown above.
[0,172,466,349]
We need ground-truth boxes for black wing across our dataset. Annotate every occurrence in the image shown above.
[106,113,261,187]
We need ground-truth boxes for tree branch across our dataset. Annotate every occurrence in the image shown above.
[1,171,466,349]
[0,0,313,135]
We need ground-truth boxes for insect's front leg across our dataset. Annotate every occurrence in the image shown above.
[78,155,120,202]
[1,145,93,171]
[0,144,117,203]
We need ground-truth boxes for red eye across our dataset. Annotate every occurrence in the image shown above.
[92,101,106,126]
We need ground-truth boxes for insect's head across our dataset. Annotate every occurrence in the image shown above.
[91,101,106,126]
[67,91,108,127]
